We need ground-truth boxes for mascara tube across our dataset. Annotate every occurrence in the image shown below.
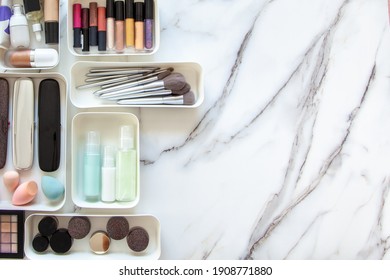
[82,8,89,52]
[73,3,82,48]
[97,7,106,51]
[144,0,153,50]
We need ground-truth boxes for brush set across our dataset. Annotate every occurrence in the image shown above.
[77,66,196,106]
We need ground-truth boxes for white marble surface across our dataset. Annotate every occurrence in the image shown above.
[35,0,390,259]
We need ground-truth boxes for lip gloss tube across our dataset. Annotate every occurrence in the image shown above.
[97,7,106,51]
[106,0,115,50]
[73,3,82,48]
[82,8,89,52]
[144,0,153,50]
[125,0,134,47]
[134,2,143,50]
[89,2,98,46]
[44,0,59,44]
[115,1,124,52]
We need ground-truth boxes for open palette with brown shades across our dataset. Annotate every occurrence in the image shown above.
[0,210,24,259]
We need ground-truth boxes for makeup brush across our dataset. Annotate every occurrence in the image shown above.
[94,70,174,96]
[117,91,196,106]
[86,68,153,77]
[99,68,174,89]
[89,67,159,73]
[77,74,144,89]
[104,83,191,100]
[97,73,187,98]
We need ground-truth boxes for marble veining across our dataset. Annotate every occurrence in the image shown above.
[4,0,390,260]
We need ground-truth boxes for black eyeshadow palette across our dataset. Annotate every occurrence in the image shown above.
[0,210,24,258]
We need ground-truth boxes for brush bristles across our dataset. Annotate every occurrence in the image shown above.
[183,91,195,105]
[172,83,191,95]
[163,73,187,91]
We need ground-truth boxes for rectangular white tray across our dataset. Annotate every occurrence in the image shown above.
[67,0,160,56]
[0,0,60,70]
[70,61,204,108]
[71,112,140,209]
[25,214,161,260]
[0,73,67,211]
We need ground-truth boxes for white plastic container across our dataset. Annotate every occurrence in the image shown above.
[67,0,160,57]
[70,61,204,108]
[24,214,161,260]
[0,72,67,212]
[71,112,140,209]
[0,0,60,70]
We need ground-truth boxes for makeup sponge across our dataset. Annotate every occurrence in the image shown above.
[41,176,64,201]
[12,181,38,206]
[68,216,91,239]
[106,217,129,240]
[38,216,58,236]
[50,228,73,254]
[3,170,20,192]
[127,227,149,252]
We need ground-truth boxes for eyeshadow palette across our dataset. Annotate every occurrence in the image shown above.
[0,210,24,259]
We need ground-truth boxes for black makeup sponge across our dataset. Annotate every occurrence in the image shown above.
[38,216,58,236]
[127,227,149,252]
[106,217,130,240]
[68,216,91,239]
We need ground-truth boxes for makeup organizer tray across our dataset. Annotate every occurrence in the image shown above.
[71,112,140,209]
[0,73,67,211]
[0,0,60,70]
[24,214,161,260]
[67,0,160,56]
[70,61,204,108]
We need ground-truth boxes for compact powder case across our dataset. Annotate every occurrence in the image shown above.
[0,210,24,259]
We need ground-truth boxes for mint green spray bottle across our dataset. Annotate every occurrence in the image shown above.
[84,130,101,201]
[116,125,137,201]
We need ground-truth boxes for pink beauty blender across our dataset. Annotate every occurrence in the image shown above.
[3,170,20,192]
[12,181,38,206]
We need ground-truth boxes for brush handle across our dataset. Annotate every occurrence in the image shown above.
[118,95,184,105]
[86,69,152,77]
[101,86,165,99]
[96,78,163,95]
[99,80,164,97]
[89,67,158,73]
[106,90,173,100]
[78,75,142,89]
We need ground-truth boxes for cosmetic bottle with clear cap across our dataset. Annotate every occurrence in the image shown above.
[23,0,43,42]
[9,4,30,48]
[84,131,101,201]
[101,145,116,202]
[116,125,137,202]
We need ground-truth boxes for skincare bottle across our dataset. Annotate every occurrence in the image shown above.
[9,4,30,48]
[116,125,137,201]
[0,0,12,49]
[84,131,101,201]
[101,145,116,202]
[23,0,43,42]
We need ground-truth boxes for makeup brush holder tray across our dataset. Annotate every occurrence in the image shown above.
[25,214,161,259]
[0,72,67,211]
[67,0,160,56]
[70,61,204,108]
[71,112,140,209]
[0,0,60,70]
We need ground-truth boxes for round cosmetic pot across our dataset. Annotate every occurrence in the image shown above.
[89,231,111,254]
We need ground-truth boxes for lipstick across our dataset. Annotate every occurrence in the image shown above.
[115,1,124,52]
[89,2,98,46]
[125,0,134,47]
[106,0,115,50]
[82,8,89,52]
[97,7,106,51]
[144,0,153,50]
[44,0,59,44]
[134,2,143,50]
[73,3,82,48]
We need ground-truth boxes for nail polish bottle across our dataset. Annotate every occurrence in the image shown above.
[101,145,116,202]
[134,2,143,50]
[23,0,43,42]
[84,131,101,201]
[115,1,124,52]
[144,0,153,50]
[116,125,137,202]
[9,4,30,48]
